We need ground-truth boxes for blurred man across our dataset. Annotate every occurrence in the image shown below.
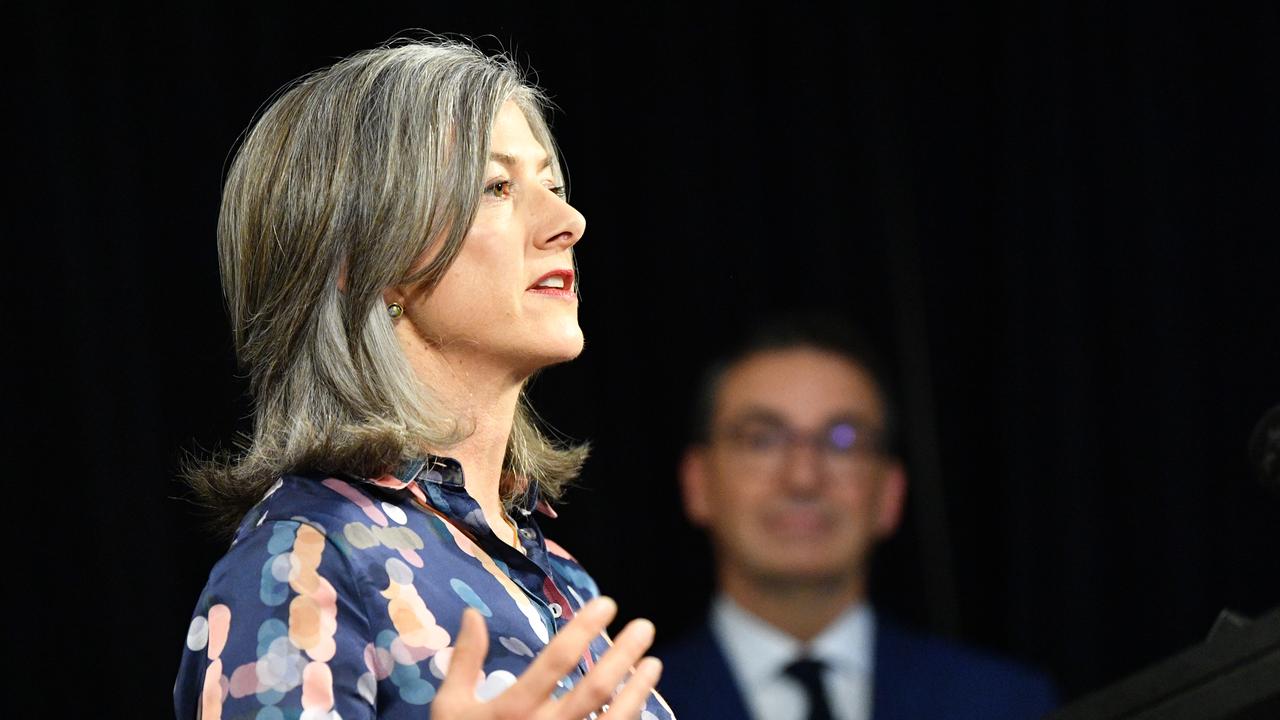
[658,315,1056,720]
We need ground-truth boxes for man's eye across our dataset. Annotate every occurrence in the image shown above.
[825,423,858,453]
[484,180,513,199]
[742,429,787,451]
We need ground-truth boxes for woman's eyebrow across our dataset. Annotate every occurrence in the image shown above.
[489,151,552,172]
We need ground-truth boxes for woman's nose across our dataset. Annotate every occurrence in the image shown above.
[534,188,586,250]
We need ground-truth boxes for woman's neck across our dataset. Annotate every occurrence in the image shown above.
[399,335,524,546]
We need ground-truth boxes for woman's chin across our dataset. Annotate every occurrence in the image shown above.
[547,327,586,363]
[518,324,584,372]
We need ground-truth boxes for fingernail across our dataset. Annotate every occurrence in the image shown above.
[637,656,663,680]
[586,596,617,620]
[627,619,655,646]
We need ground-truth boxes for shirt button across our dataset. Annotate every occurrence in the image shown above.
[549,603,563,618]
[519,528,537,541]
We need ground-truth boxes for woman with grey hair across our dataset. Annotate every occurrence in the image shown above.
[175,39,673,720]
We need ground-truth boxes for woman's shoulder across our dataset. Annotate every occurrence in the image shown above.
[202,472,439,605]
[231,472,401,538]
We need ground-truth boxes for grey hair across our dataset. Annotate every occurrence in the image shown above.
[187,39,587,534]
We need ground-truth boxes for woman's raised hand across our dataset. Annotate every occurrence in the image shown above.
[432,597,663,720]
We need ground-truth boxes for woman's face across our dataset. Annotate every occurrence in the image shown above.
[398,100,586,378]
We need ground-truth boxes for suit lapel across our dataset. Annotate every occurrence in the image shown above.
[871,618,921,720]
[695,623,756,720]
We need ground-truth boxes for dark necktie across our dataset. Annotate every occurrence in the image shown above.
[783,657,835,720]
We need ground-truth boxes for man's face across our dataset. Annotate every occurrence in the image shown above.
[682,347,905,589]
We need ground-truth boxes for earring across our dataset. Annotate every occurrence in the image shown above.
[387,302,404,318]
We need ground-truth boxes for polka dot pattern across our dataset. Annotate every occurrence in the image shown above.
[498,635,535,658]
[363,642,394,681]
[255,707,284,720]
[259,526,297,607]
[379,630,439,705]
[432,511,550,644]
[300,662,334,712]
[176,472,675,720]
[384,557,413,586]
[357,671,377,706]
[382,502,407,525]
[199,603,232,720]
[287,525,339,663]
[343,523,377,550]
[256,635,307,692]
[187,615,209,652]
[228,661,259,698]
[475,669,518,701]
[450,578,492,617]
[381,559,451,652]
[322,478,387,526]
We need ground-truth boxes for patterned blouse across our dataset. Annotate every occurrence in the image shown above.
[174,457,676,720]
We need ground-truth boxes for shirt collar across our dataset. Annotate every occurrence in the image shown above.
[711,594,802,688]
[810,601,875,675]
[392,454,549,517]
[710,594,875,685]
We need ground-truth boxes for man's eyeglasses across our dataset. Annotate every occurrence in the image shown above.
[712,418,886,477]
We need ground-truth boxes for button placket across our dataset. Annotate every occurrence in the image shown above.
[409,454,605,688]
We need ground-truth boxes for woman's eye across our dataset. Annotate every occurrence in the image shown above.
[484,180,513,199]
[547,185,567,199]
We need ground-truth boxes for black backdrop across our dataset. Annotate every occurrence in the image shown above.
[10,2,1280,717]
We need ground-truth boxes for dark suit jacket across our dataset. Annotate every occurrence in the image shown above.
[657,614,1057,720]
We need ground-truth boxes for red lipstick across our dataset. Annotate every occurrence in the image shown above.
[527,269,577,298]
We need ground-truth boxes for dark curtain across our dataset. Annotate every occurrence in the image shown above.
[10,2,1279,717]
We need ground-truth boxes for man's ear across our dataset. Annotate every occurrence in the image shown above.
[874,461,908,539]
[679,446,714,527]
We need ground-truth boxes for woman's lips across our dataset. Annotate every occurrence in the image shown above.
[527,269,576,298]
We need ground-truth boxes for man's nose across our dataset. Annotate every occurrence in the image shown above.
[779,439,827,493]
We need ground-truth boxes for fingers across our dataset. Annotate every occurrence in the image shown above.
[434,599,661,720]
[599,657,663,719]
[490,596,617,713]
[556,617,657,720]
[434,608,488,715]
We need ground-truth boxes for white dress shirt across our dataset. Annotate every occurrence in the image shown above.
[709,594,875,720]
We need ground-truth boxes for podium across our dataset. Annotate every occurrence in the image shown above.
[1047,605,1280,719]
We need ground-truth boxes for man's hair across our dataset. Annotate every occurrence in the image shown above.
[690,312,899,454]
[186,38,586,535]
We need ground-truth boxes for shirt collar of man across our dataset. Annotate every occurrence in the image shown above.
[710,593,875,687]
